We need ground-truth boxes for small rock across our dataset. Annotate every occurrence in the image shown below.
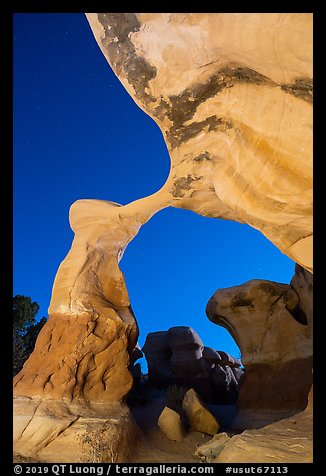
[157,406,185,441]
[182,388,220,435]
[195,432,231,462]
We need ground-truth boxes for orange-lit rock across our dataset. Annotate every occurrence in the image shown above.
[14,13,313,462]
[14,200,142,404]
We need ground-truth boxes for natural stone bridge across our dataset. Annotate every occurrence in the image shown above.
[13,13,312,463]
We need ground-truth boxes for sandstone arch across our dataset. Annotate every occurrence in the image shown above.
[86,12,312,272]
[14,13,312,463]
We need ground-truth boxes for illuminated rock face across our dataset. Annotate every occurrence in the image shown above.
[14,11,312,407]
[206,264,313,428]
[13,200,141,404]
[13,199,150,461]
[215,388,313,463]
[86,12,313,273]
[13,13,313,462]
[13,397,139,463]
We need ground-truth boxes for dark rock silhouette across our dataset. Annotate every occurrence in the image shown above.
[142,326,243,404]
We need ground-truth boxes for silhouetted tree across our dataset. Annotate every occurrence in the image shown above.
[13,295,47,375]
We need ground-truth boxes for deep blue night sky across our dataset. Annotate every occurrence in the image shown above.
[13,13,295,367]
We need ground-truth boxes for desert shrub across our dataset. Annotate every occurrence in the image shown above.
[77,412,140,463]
[77,428,118,463]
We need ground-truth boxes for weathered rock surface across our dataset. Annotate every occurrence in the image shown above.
[86,13,312,273]
[167,326,208,378]
[13,200,145,404]
[290,263,313,324]
[213,350,242,368]
[142,331,175,386]
[142,326,243,403]
[13,397,139,462]
[157,406,185,441]
[182,389,220,435]
[206,265,313,427]
[195,432,231,462]
[13,198,168,460]
[15,12,311,406]
[215,389,313,463]
[14,13,313,463]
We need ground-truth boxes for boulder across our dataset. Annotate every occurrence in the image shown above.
[167,326,214,402]
[182,389,220,435]
[223,367,239,401]
[209,365,229,402]
[157,406,185,441]
[142,331,175,386]
[142,327,241,404]
[290,264,313,325]
[209,365,242,404]
[167,326,208,378]
[216,350,242,368]
[202,347,222,368]
[231,367,245,384]
[195,432,231,462]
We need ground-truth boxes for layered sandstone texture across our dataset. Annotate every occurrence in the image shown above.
[13,397,139,462]
[195,432,231,462]
[206,264,313,428]
[13,199,159,461]
[14,13,312,463]
[86,12,313,273]
[13,200,144,404]
[14,12,312,409]
[215,389,313,463]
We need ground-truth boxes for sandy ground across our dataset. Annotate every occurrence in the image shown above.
[13,454,40,463]
[131,401,211,463]
[13,400,238,463]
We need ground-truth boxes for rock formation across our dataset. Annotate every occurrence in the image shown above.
[14,13,312,463]
[13,397,139,462]
[142,331,175,386]
[13,200,143,404]
[182,389,220,435]
[195,432,231,462]
[142,326,244,403]
[157,406,185,441]
[131,343,144,364]
[13,200,152,461]
[86,12,312,273]
[206,264,313,428]
[215,388,313,463]
[158,387,222,441]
